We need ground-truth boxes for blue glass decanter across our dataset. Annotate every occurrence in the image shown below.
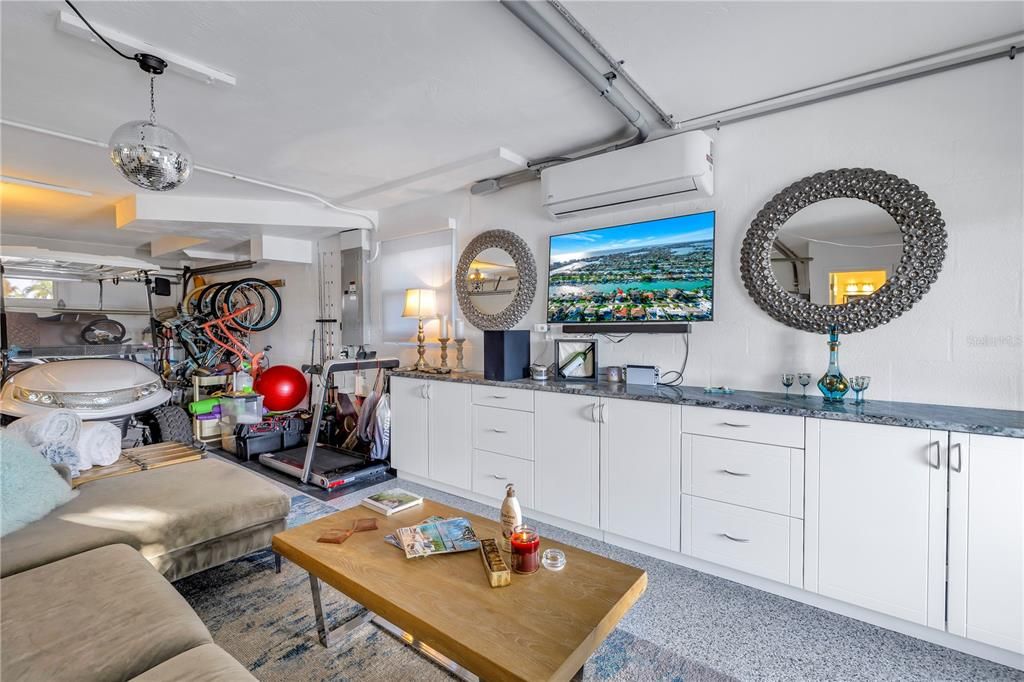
[818,327,850,402]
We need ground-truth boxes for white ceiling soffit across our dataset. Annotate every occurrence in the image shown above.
[563,1,1024,124]
[116,194,372,242]
[56,9,236,87]
[336,147,529,210]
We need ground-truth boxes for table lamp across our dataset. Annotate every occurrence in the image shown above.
[402,288,437,371]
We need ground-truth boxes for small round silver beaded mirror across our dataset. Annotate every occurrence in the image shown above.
[456,229,537,331]
[740,168,947,334]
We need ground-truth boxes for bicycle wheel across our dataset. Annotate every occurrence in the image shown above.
[223,278,281,332]
[201,282,232,317]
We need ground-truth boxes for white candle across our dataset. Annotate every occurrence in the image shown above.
[454,319,465,339]
[439,314,449,338]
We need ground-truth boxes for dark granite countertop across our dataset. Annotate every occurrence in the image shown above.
[390,370,1024,438]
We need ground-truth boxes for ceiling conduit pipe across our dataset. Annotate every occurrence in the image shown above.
[473,1,654,195]
[500,0,652,141]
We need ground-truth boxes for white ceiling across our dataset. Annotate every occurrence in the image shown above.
[2,1,1021,249]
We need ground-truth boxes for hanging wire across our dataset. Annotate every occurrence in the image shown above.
[64,0,135,61]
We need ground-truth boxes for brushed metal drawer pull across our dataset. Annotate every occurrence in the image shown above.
[489,474,508,480]
[489,395,508,399]
[721,533,751,543]
[928,441,942,469]
[950,442,963,473]
[720,468,751,477]
[489,428,508,433]
[721,422,751,428]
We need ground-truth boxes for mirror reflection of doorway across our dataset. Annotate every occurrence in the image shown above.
[829,270,888,305]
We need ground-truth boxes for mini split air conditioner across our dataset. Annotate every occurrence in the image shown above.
[540,130,714,219]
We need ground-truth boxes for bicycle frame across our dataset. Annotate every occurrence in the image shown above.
[200,304,265,377]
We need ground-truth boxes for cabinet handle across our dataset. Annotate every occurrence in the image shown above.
[489,394,508,399]
[929,441,941,469]
[600,404,609,424]
[720,421,751,428]
[950,442,963,473]
[419,384,429,399]
[720,533,751,543]
[590,404,599,423]
[720,469,751,477]
[489,474,508,480]
[489,428,508,434]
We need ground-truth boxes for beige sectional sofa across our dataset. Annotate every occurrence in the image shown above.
[1,544,255,681]
[1,458,290,581]
[0,457,291,680]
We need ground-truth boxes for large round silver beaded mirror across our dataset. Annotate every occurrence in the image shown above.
[740,168,947,334]
[456,229,537,330]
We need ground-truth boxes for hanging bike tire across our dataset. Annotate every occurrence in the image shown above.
[223,278,282,332]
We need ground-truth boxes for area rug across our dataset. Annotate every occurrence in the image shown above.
[174,494,731,681]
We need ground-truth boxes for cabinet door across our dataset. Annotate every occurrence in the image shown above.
[806,420,946,627]
[426,380,471,490]
[389,376,428,477]
[601,397,681,551]
[948,433,1024,653]
[534,392,601,528]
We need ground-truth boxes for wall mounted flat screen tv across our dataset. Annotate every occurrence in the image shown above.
[547,211,715,324]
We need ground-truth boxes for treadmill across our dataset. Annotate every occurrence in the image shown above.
[259,357,399,490]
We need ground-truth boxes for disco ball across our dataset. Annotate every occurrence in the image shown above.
[109,120,193,191]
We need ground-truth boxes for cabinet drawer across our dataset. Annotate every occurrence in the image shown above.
[682,406,803,448]
[473,406,534,460]
[687,436,802,517]
[473,449,534,506]
[685,495,802,586]
[472,385,534,412]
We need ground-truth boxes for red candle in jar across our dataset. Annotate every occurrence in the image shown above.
[510,524,540,574]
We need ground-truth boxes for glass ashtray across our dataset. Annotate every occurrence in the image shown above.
[542,548,566,571]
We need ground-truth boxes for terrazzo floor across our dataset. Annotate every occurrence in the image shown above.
[214,454,1023,681]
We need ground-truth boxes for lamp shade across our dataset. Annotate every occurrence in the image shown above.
[402,288,437,318]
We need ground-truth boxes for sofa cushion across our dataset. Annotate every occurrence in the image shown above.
[0,458,290,578]
[0,430,77,537]
[0,544,212,681]
[129,644,256,682]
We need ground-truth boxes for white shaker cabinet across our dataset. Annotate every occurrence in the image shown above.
[426,380,472,490]
[948,433,1024,654]
[389,376,430,478]
[805,419,947,628]
[534,391,601,528]
[390,376,471,488]
[600,397,681,551]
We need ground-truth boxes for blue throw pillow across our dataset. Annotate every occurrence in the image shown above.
[1,430,77,537]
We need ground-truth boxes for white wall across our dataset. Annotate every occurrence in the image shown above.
[375,62,1024,410]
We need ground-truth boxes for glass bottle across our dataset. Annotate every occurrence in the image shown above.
[818,327,850,402]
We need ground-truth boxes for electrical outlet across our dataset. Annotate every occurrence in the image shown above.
[533,323,549,333]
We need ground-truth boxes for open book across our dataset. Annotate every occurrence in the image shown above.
[394,517,480,559]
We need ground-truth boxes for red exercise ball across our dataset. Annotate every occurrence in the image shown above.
[254,365,307,412]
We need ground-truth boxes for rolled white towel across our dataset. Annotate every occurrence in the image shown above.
[78,421,122,468]
[7,410,81,447]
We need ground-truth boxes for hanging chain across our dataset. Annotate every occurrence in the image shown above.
[149,75,157,124]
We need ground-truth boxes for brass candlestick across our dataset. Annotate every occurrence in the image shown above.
[453,338,467,373]
[438,337,450,369]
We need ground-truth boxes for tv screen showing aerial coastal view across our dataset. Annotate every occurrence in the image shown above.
[547,211,715,324]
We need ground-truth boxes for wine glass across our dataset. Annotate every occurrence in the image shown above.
[797,372,812,398]
[781,373,795,398]
[851,375,871,404]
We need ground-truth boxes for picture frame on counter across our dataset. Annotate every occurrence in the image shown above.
[554,339,598,382]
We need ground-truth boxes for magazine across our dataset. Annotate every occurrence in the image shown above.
[384,515,446,549]
[394,517,481,559]
[360,488,423,516]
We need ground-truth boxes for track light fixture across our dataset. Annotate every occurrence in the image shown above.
[65,0,192,191]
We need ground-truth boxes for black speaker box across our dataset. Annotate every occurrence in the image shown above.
[483,330,530,381]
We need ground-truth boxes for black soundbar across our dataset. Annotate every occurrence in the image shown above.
[561,323,692,334]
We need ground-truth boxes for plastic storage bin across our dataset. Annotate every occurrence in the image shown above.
[219,394,264,425]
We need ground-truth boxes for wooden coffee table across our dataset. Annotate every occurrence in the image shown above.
[272,499,647,682]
